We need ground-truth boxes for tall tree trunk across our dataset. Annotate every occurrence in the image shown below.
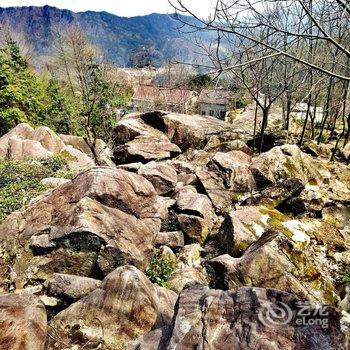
[343,116,350,147]
[318,76,334,144]
[310,92,320,139]
[252,98,259,153]
[259,106,270,154]
[282,92,292,131]
[299,93,312,147]
[331,81,349,160]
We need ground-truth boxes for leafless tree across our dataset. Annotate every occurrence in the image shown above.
[170,0,350,157]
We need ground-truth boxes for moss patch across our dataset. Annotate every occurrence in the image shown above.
[258,206,293,238]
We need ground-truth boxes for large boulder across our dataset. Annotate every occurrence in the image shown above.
[32,126,65,153]
[250,145,321,188]
[175,186,218,243]
[166,243,208,293]
[167,266,208,293]
[49,265,177,350]
[61,145,95,171]
[219,206,268,256]
[46,273,101,301]
[211,150,256,191]
[0,294,47,350]
[195,167,234,212]
[40,177,70,188]
[211,229,339,305]
[218,203,317,256]
[204,137,253,154]
[195,150,256,213]
[156,112,242,151]
[135,285,346,349]
[114,138,181,164]
[112,111,244,164]
[0,167,171,290]
[138,161,178,195]
[113,113,181,164]
[60,134,113,166]
[8,137,53,160]
[155,231,185,249]
[59,134,93,157]
[0,124,96,169]
[0,123,35,156]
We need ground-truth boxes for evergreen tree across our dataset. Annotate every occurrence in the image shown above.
[0,39,45,135]
[43,80,76,135]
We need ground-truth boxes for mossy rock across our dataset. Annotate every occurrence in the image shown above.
[258,206,293,238]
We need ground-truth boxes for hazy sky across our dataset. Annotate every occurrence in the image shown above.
[0,0,214,17]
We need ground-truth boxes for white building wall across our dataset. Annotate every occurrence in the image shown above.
[293,103,324,123]
[200,103,227,119]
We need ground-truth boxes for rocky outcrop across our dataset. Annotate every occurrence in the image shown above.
[250,144,321,188]
[135,285,346,349]
[219,206,267,255]
[40,177,70,188]
[112,111,243,165]
[175,185,218,243]
[155,231,185,249]
[0,294,47,350]
[114,138,181,164]
[0,123,95,170]
[59,133,93,156]
[46,273,101,301]
[61,144,95,170]
[195,150,256,212]
[32,126,65,153]
[138,161,178,195]
[113,113,181,164]
[165,243,208,293]
[156,112,242,150]
[0,167,171,290]
[211,229,340,305]
[49,265,177,350]
[0,113,349,349]
[0,123,35,155]
[211,150,256,191]
[8,137,53,160]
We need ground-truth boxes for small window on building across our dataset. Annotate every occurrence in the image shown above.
[220,111,226,119]
[209,110,214,116]
[201,111,206,115]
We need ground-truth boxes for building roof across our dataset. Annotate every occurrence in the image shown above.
[198,88,232,106]
[132,84,194,105]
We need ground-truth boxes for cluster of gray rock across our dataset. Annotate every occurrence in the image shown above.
[0,111,349,349]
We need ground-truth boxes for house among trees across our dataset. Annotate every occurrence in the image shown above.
[293,103,324,124]
[131,84,196,114]
[198,88,232,119]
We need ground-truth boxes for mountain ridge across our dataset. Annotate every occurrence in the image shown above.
[0,5,208,67]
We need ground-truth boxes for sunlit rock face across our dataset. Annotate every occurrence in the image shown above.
[0,110,349,349]
[135,285,347,350]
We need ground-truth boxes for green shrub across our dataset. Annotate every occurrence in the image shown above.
[145,250,176,288]
[0,155,74,222]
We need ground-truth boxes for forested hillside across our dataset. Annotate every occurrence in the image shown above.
[0,5,209,66]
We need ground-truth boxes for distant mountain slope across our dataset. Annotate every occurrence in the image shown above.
[0,5,211,67]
